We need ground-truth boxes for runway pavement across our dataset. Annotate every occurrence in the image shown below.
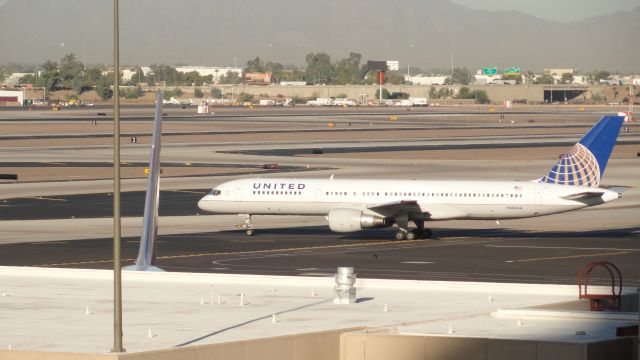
[0,189,206,220]
[0,106,638,287]
[0,224,637,286]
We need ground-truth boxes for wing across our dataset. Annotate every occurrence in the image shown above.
[367,200,426,219]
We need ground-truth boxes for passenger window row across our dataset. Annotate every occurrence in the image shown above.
[323,191,524,198]
[253,190,302,195]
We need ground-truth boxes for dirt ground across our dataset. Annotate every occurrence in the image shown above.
[0,125,602,148]
[1,107,637,182]
[0,166,281,182]
[301,144,638,161]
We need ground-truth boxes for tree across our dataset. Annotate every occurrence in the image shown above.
[451,67,471,85]
[19,74,36,84]
[429,87,453,99]
[0,68,5,84]
[334,52,363,85]
[474,90,490,104]
[592,70,611,83]
[455,87,490,104]
[40,60,63,92]
[265,61,283,73]
[162,88,183,100]
[83,66,103,86]
[276,69,306,82]
[60,53,84,86]
[561,73,574,84]
[95,74,114,100]
[245,57,265,73]
[534,73,555,84]
[125,67,146,86]
[384,71,404,85]
[524,71,535,84]
[194,87,203,98]
[182,71,201,86]
[362,71,380,85]
[374,87,390,100]
[149,64,180,85]
[501,74,523,84]
[218,71,241,84]
[211,87,223,98]
[123,85,144,99]
[305,52,334,85]
[238,92,253,103]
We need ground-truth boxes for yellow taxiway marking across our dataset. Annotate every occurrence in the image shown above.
[38,239,425,267]
[505,251,631,263]
[26,196,66,202]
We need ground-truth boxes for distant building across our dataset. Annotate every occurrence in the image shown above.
[544,68,575,76]
[175,66,242,83]
[2,73,34,87]
[121,67,152,82]
[280,81,307,86]
[404,75,447,85]
[572,75,587,85]
[122,69,136,82]
[473,73,502,85]
[0,90,24,106]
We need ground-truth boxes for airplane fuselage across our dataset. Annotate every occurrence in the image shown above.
[198,178,619,221]
[197,116,624,239]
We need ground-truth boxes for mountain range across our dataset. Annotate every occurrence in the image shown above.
[1,0,638,72]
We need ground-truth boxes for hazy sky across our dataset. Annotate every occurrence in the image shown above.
[451,0,638,22]
[0,0,636,21]
[1,0,638,70]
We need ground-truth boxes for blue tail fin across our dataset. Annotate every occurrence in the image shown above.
[538,115,624,187]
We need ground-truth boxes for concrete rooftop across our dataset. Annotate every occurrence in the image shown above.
[0,266,636,354]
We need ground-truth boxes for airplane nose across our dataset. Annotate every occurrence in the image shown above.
[197,196,210,211]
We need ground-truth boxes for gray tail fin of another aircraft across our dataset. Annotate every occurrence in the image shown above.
[125,91,165,272]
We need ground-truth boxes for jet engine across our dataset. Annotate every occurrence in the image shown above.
[327,208,391,233]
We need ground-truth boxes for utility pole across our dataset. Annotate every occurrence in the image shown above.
[232,56,237,102]
[629,84,634,120]
[450,40,454,78]
[111,0,125,353]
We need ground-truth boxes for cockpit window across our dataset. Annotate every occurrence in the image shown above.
[208,189,221,196]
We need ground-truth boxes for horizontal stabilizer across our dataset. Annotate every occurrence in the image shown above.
[562,192,605,201]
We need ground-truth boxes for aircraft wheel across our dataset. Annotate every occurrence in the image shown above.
[405,231,417,240]
[245,229,255,236]
[394,231,406,241]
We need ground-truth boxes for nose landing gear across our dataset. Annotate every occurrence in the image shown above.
[240,214,254,236]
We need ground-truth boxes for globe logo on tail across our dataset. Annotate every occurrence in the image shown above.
[539,143,600,187]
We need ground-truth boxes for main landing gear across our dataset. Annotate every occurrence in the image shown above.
[240,214,254,236]
[394,228,432,240]
[394,218,432,240]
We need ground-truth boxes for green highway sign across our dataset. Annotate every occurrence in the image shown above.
[483,67,497,75]
[503,67,521,75]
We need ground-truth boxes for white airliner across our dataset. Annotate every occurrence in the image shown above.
[198,116,624,240]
